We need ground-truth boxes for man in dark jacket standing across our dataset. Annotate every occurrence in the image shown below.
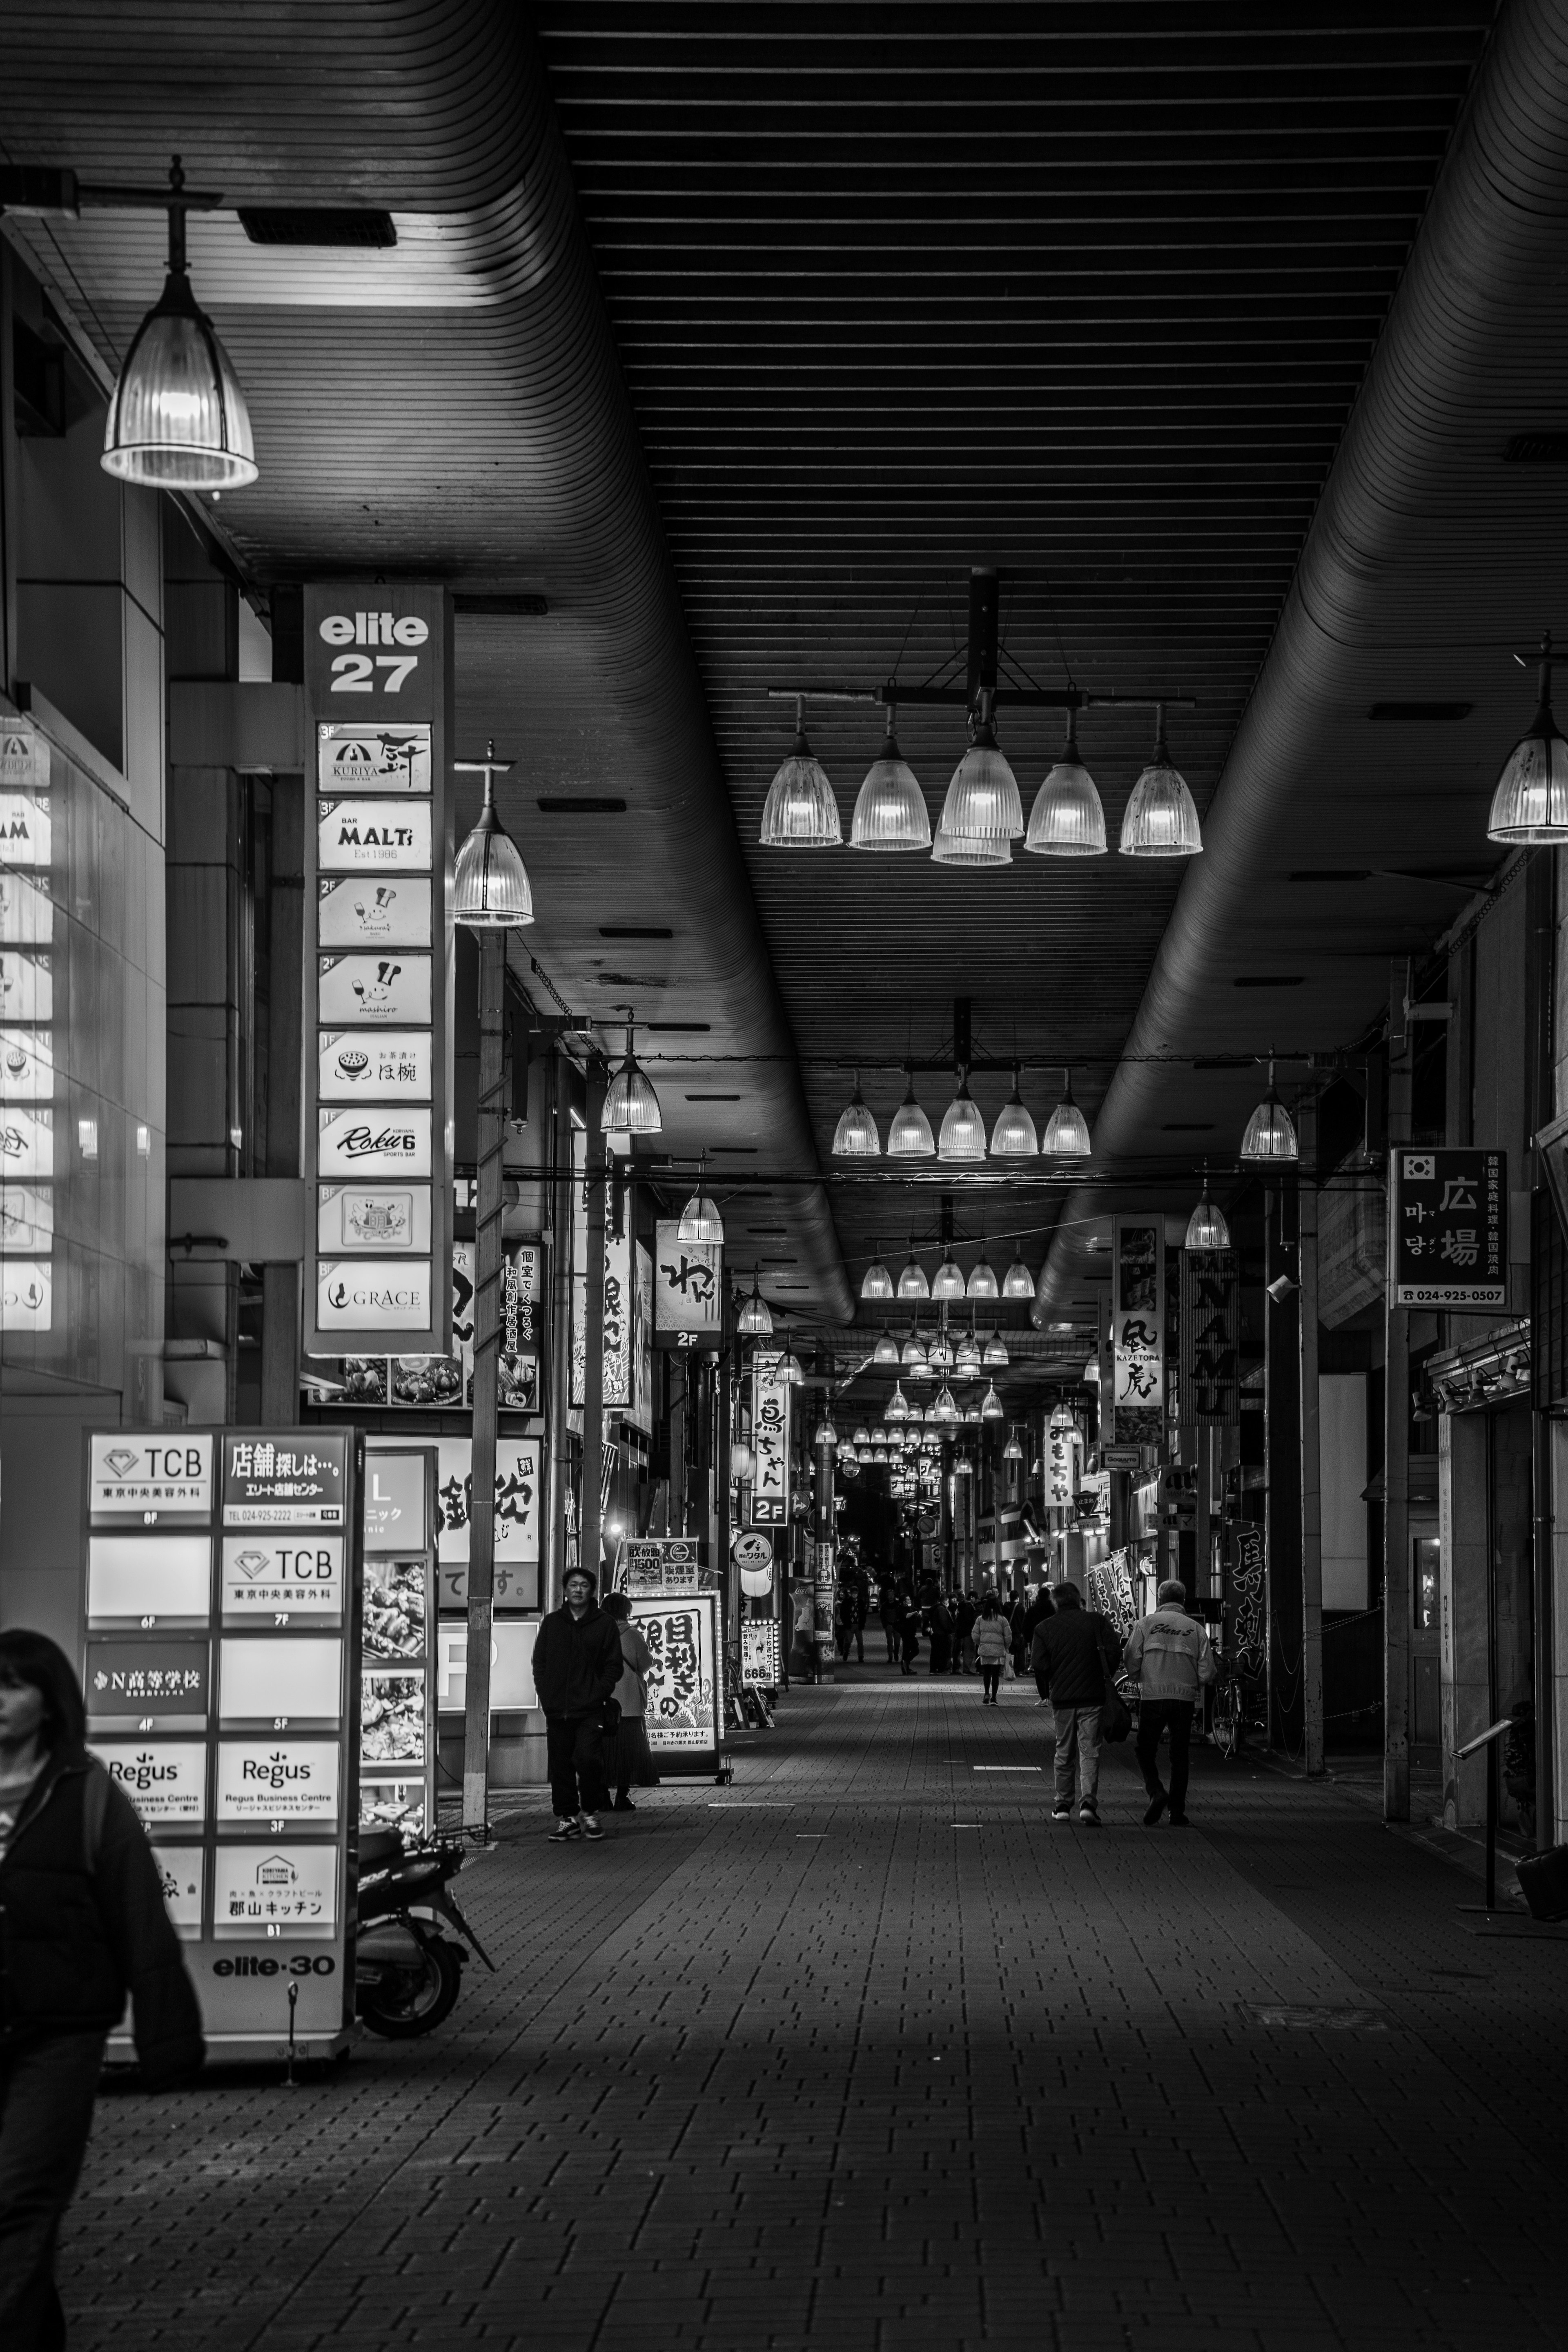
[0,1630,204,2352]
[1033,1584,1123,1824]
[531,1567,626,1842]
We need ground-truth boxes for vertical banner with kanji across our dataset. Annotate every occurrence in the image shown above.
[749,1352,791,1526]
[652,1218,723,1347]
[1390,1149,1507,1308]
[1180,1248,1241,1424]
[628,1592,721,1773]
[1111,1215,1165,1445]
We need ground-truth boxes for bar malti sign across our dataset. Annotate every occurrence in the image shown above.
[304,585,453,1357]
[1391,1148,1507,1309]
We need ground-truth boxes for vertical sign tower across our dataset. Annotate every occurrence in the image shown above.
[304,586,453,1361]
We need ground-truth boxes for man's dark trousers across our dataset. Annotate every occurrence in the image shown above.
[546,1714,610,1817]
[1136,1699,1195,1813]
[0,2028,106,2351]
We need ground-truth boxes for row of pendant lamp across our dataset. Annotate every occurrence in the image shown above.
[763,696,1201,860]
[861,1242,1034,1303]
[868,1323,1011,1369]
[835,1067,1089,1161]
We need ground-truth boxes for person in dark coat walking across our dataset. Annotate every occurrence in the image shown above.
[0,1630,204,2352]
[531,1566,626,1842]
[1033,1584,1123,1824]
[1025,1584,1057,1708]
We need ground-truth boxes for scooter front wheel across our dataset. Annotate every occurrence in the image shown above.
[359,1934,463,2038]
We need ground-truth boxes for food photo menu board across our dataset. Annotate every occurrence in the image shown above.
[304,583,454,1359]
[83,1429,361,2062]
[358,1448,437,1837]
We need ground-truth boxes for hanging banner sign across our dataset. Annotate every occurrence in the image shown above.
[1047,1422,1079,1506]
[304,582,451,1358]
[1111,1214,1165,1445]
[750,1352,791,1525]
[1391,1148,1507,1308]
[653,1219,722,1347]
[1180,1247,1241,1424]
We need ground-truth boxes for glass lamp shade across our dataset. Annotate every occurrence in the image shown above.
[967,1252,1000,1300]
[454,792,534,927]
[901,1332,928,1368]
[931,1251,967,1301]
[897,1253,931,1300]
[1084,1360,1100,1387]
[954,1331,982,1374]
[983,1329,1010,1368]
[873,1329,900,1367]
[908,1352,934,1382]
[886,1384,909,1421]
[602,1036,662,1134]
[852,1426,871,1448]
[737,1279,773,1337]
[938,1076,987,1163]
[869,1424,889,1446]
[990,1077,1038,1157]
[1042,1082,1091,1157]
[1240,1066,1298,1163]
[851,714,931,849]
[955,1456,973,1477]
[1026,718,1107,855]
[861,1255,895,1301]
[103,268,258,490]
[1050,1401,1076,1430]
[839,1443,859,1466]
[872,1445,890,1464]
[1003,1431,1024,1461]
[1119,722,1202,857]
[1488,719,1568,842]
[931,823,1012,866]
[780,1348,805,1386]
[1185,1189,1231,1250]
[888,1077,936,1157]
[833,1080,881,1157]
[933,1385,960,1424]
[964,1402,982,1424]
[815,1416,837,1448]
[981,1383,1005,1421]
[1003,1249,1036,1300]
[760,717,842,846]
[940,720,1023,840]
[731,1441,755,1481]
[678,1187,724,1245]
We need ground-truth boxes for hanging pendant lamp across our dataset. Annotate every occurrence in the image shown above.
[897,1250,930,1300]
[1042,1069,1091,1157]
[1003,1426,1024,1461]
[886,1383,909,1421]
[932,823,1013,866]
[1240,1059,1298,1163]
[980,1383,1005,1421]
[938,1070,987,1163]
[931,1249,967,1301]
[955,1327,982,1375]
[989,1066,1038,1157]
[760,697,841,846]
[1025,707,1107,856]
[927,1327,954,1369]
[779,1344,804,1386]
[833,1071,881,1157]
[737,1273,773,1337]
[983,1328,1009,1368]
[901,1329,928,1368]
[851,701,931,849]
[939,691,1023,840]
[1002,1246,1036,1300]
[1050,1400,1076,1432]
[967,1248,999,1300]
[453,746,532,927]
[1185,1167,1231,1251]
[601,1014,662,1134]
[873,1328,900,1367]
[102,159,258,490]
[932,1384,960,1425]
[888,1069,936,1157]
[1119,705,1202,858]
[860,1243,895,1301]
[1488,636,1568,841]
[677,1154,724,1246]
[852,1425,871,1448]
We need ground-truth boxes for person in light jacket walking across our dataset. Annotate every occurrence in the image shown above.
[1124,1579,1217,1826]
[1033,1584,1123,1824]
[973,1594,1011,1703]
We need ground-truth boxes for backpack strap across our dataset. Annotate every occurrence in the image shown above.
[81,1762,109,1875]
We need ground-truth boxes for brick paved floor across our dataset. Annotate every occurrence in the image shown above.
[65,1676,1568,2351]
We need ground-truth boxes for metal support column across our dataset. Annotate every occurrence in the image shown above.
[813,1421,835,1680]
[1299,1096,1325,1777]
[582,1079,608,1583]
[261,773,304,1424]
[461,925,507,1839]
[543,1052,572,1608]
[1385,970,1414,1822]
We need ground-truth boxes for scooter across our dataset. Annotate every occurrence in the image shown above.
[354,1824,496,2038]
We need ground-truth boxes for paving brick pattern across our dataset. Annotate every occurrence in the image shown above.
[62,1677,1568,2350]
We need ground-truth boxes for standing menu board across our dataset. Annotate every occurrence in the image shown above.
[304,584,454,1359]
[359,1449,437,1837]
[85,1428,359,2063]
[626,1592,723,1779]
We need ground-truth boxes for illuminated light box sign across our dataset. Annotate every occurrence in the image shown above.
[0,1027,52,1098]
[0,870,53,944]
[89,1434,214,1526]
[317,722,431,795]
[1391,1147,1507,1309]
[1112,1214,1165,1447]
[436,1617,539,1713]
[88,1533,212,1626]
[750,1353,791,1526]
[220,1535,344,1622]
[86,1637,209,1728]
[0,788,50,864]
[363,1453,428,1550]
[216,1740,341,1825]
[317,799,433,873]
[614,1536,705,1595]
[741,1621,781,1688]
[629,1593,722,1774]
[316,874,433,950]
[318,1029,432,1103]
[653,1219,722,1346]
[222,1431,348,1528]
[305,581,451,1361]
[0,1256,50,1330]
[0,1181,54,1252]
[432,1436,539,1610]
[0,1105,52,1176]
[1,948,51,1020]
[218,1637,343,1726]
[213,1842,338,1939]
[360,1448,437,1835]
[91,1740,207,1824]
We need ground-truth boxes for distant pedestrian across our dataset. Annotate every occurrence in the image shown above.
[532,1566,625,1842]
[1033,1583,1124,1824]
[0,1630,204,2352]
[973,1595,1011,1704]
[928,1593,953,1676]
[1009,1594,1030,1676]
[1025,1586,1057,1707]
[878,1578,900,1662]
[953,1590,978,1673]
[900,1603,921,1676]
[1124,1579,1216,1826]
[602,1593,659,1813]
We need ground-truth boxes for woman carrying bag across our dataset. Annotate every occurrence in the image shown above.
[602,1593,659,1812]
[972,1595,1011,1704]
